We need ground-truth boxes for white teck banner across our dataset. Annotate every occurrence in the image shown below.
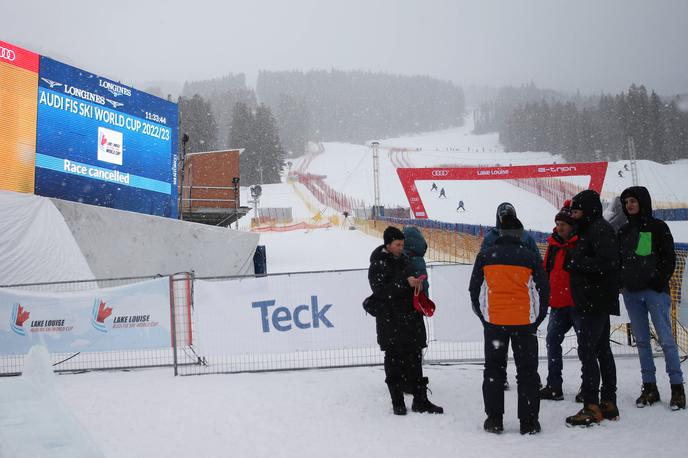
[194,271,378,356]
[0,278,171,355]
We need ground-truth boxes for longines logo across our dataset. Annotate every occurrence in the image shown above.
[41,78,63,89]
[99,80,132,98]
[0,46,16,62]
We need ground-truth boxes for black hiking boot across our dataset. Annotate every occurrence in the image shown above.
[565,404,603,427]
[483,415,504,434]
[575,386,584,403]
[388,385,407,416]
[599,400,620,421]
[539,385,564,401]
[520,419,542,435]
[670,384,686,411]
[636,382,660,408]
[411,377,444,414]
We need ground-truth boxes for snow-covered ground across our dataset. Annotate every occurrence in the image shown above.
[8,351,684,457]
[3,118,688,457]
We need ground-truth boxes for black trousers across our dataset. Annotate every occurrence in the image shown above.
[483,323,540,421]
[384,349,423,392]
[576,312,617,405]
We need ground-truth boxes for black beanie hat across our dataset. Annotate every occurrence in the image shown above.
[555,199,575,225]
[383,226,405,246]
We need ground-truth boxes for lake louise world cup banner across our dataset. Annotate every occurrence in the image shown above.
[0,278,171,355]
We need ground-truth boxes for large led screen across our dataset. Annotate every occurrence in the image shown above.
[0,40,38,193]
[34,56,178,217]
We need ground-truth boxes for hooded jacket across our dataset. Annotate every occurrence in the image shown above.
[617,186,675,293]
[565,190,620,315]
[368,245,427,351]
[480,208,542,261]
[544,231,578,308]
[469,233,549,327]
[403,226,430,294]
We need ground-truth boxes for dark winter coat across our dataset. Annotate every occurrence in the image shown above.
[544,231,578,308]
[469,234,549,327]
[617,186,676,293]
[565,190,620,316]
[480,210,542,261]
[368,245,427,351]
[403,226,429,294]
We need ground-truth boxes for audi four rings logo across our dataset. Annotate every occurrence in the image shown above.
[431,170,449,177]
[1,46,16,62]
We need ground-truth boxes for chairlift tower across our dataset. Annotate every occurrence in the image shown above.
[371,141,381,216]
[627,136,639,186]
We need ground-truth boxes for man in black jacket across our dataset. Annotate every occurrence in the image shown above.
[564,190,620,426]
[469,214,549,435]
[618,186,685,410]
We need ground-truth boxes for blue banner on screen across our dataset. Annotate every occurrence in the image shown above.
[34,57,178,217]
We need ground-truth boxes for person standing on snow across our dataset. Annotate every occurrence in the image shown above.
[539,200,583,401]
[564,190,620,427]
[480,202,542,391]
[456,200,466,212]
[367,226,443,416]
[469,213,549,435]
[617,186,685,410]
[439,187,447,198]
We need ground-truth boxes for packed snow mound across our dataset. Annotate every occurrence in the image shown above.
[0,345,104,458]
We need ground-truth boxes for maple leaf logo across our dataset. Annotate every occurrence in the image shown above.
[96,300,112,323]
[15,304,30,327]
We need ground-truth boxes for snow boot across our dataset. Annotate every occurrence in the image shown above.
[599,400,620,421]
[575,386,584,403]
[539,385,564,401]
[388,385,407,416]
[483,415,504,434]
[519,418,541,435]
[411,377,444,414]
[565,404,603,427]
[636,382,660,408]
[670,384,686,411]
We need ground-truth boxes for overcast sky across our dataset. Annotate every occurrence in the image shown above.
[2,0,687,96]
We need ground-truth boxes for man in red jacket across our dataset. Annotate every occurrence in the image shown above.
[539,201,581,401]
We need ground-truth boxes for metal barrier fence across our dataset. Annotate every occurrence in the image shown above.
[0,274,183,376]
[171,265,646,376]
[1,258,685,378]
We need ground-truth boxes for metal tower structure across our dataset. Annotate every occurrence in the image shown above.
[628,136,639,186]
[371,141,381,215]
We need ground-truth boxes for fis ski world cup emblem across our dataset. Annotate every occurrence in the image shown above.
[10,304,30,336]
[91,298,113,332]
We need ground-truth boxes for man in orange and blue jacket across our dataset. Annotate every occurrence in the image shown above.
[469,213,549,435]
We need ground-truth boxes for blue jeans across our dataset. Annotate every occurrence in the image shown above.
[545,307,581,389]
[623,289,684,385]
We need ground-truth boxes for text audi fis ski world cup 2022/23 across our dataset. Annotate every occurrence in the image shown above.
[34,56,178,217]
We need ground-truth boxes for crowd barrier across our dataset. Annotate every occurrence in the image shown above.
[5,264,684,377]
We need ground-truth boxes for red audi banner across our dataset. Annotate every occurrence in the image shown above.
[0,39,39,73]
[397,162,608,219]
